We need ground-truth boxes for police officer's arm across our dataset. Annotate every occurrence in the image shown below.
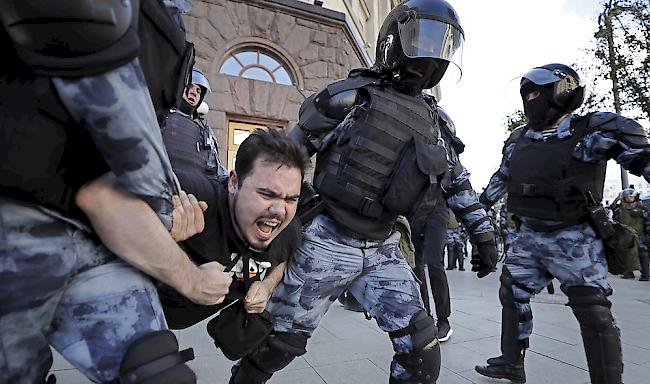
[288,85,365,156]
[53,61,231,305]
[576,112,650,181]
[445,162,495,243]
[444,160,498,277]
[51,59,178,228]
[76,174,233,306]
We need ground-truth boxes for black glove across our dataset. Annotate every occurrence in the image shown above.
[471,240,498,278]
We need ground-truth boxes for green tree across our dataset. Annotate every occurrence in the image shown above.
[504,109,527,133]
[580,0,649,120]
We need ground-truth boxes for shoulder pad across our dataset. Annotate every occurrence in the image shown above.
[315,83,364,121]
[327,72,380,95]
[439,123,465,154]
[589,112,646,136]
[504,125,527,148]
[589,111,649,148]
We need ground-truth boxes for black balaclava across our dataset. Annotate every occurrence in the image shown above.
[522,83,561,130]
[396,58,443,96]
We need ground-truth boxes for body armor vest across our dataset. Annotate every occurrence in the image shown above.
[314,78,447,238]
[616,203,644,234]
[507,114,607,223]
[162,110,216,175]
[0,0,193,213]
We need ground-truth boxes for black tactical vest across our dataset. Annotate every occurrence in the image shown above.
[313,78,448,239]
[162,110,216,175]
[0,0,193,213]
[507,114,606,223]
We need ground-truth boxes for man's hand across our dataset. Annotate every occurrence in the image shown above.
[183,261,232,306]
[244,280,273,314]
[471,240,498,278]
[170,190,208,242]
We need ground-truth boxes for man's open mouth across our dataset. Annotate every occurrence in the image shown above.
[256,219,280,239]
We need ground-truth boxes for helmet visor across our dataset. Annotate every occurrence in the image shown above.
[398,17,464,71]
[521,67,580,86]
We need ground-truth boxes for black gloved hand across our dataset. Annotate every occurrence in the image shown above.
[471,240,498,278]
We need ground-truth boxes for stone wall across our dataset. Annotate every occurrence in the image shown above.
[182,0,366,165]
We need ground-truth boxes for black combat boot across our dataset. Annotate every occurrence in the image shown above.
[475,285,526,383]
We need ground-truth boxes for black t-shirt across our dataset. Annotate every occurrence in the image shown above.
[158,170,302,328]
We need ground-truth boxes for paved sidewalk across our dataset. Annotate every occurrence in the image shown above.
[50,266,650,383]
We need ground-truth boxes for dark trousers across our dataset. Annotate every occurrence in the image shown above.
[412,203,451,320]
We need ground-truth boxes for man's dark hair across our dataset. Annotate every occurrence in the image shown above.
[235,128,309,185]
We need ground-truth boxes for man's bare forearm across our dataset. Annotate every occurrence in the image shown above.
[262,261,287,290]
[75,174,200,298]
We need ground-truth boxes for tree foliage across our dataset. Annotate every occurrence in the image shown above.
[504,109,528,133]
[580,0,649,121]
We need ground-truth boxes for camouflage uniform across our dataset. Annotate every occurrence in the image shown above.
[0,60,176,383]
[612,197,650,278]
[481,112,650,351]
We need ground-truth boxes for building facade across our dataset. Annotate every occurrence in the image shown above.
[182,0,399,169]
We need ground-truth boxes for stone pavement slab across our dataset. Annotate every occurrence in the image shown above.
[49,266,650,383]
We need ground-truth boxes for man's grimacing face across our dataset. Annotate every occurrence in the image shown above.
[228,157,302,251]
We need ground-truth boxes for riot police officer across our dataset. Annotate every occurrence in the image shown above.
[0,1,229,382]
[229,1,497,383]
[162,67,227,177]
[476,63,650,384]
[612,188,650,281]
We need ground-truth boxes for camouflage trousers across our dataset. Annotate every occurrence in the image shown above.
[503,222,612,341]
[268,214,426,380]
[0,197,167,383]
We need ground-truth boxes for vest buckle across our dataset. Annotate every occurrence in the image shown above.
[521,183,538,196]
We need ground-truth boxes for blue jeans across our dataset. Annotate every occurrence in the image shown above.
[0,198,167,383]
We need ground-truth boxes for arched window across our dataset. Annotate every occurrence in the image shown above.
[219,48,294,85]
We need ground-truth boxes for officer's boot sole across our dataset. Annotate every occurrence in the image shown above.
[475,363,526,383]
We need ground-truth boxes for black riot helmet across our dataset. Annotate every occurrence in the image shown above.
[375,0,464,90]
[520,63,584,112]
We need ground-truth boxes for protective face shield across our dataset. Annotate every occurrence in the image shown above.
[375,0,464,90]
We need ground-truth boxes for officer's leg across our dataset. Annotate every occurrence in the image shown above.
[476,226,551,383]
[349,232,439,383]
[446,243,455,270]
[412,234,432,314]
[0,199,77,384]
[566,287,622,384]
[639,246,649,281]
[456,243,465,271]
[48,250,188,383]
[423,205,451,323]
[543,223,622,384]
[230,215,361,383]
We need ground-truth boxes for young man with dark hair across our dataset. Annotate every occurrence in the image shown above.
[158,128,309,329]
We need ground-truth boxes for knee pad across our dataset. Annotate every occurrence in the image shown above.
[118,330,196,384]
[389,310,440,383]
[566,286,614,331]
[232,332,308,384]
